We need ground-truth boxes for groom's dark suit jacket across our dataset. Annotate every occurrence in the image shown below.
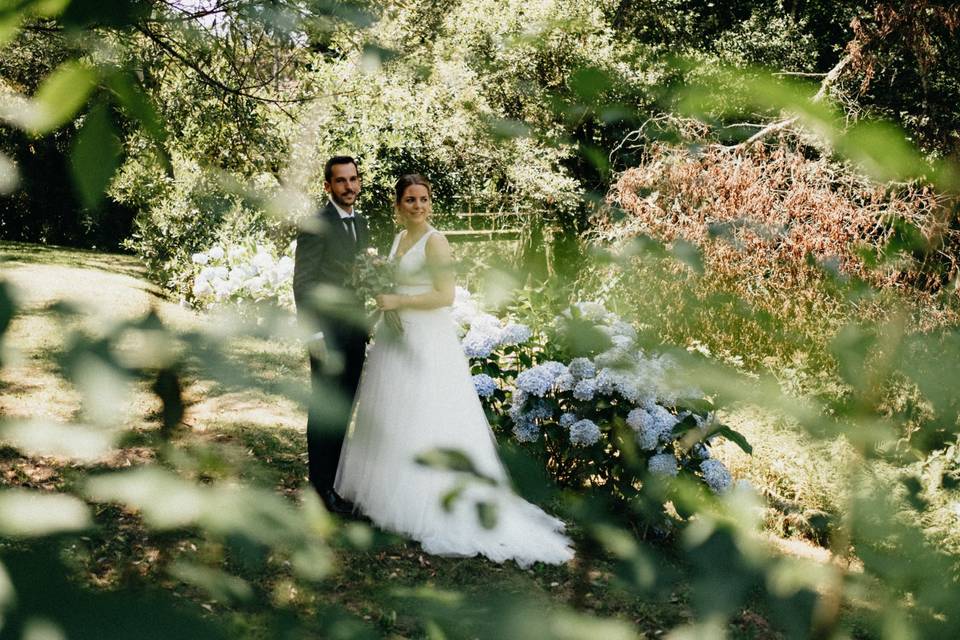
[292,200,370,496]
[293,200,369,322]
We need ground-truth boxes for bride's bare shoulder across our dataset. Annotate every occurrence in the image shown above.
[424,230,452,259]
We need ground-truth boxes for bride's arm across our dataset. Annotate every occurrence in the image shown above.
[377,233,455,311]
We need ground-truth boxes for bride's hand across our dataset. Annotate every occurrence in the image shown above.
[376,294,403,311]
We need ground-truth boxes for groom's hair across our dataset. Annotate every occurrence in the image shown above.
[324,155,359,182]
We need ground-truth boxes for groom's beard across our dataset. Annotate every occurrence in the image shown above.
[332,192,357,210]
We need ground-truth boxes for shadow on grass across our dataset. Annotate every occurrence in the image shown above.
[0,241,150,282]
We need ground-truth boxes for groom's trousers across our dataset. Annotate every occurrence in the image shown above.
[307,320,367,495]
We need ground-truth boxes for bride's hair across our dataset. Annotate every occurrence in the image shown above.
[394,174,432,204]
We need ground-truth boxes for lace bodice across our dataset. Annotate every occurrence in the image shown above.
[388,227,439,293]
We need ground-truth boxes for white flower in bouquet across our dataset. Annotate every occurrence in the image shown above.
[572,378,596,401]
[648,453,679,477]
[700,459,732,494]
[191,252,210,265]
[568,357,596,380]
[569,419,601,446]
[208,245,225,260]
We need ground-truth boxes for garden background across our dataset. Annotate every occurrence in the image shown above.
[1,1,960,638]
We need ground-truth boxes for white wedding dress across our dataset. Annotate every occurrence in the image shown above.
[334,227,573,567]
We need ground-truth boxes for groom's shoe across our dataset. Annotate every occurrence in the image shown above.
[321,489,355,516]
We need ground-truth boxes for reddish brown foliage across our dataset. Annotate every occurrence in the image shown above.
[601,141,958,294]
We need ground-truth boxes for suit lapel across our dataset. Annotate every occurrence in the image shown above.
[320,202,350,243]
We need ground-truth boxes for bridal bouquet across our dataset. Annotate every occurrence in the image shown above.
[350,248,404,336]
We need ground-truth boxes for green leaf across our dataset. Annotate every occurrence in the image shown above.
[670,239,704,275]
[70,101,122,208]
[0,489,91,537]
[59,0,150,28]
[168,562,253,604]
[0,419,117,461]
[415,448,497,484]
[714,426,753,454]
[105,71,167,143]
[475,501,497,530]
[28,60,97,134]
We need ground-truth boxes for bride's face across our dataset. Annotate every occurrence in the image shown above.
[396,184,431,226]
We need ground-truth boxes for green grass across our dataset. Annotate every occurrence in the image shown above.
[2,240,876,638]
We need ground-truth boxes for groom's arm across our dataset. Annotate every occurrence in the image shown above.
[293,229,325,326]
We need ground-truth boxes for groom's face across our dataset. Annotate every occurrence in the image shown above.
[324,162,361,210]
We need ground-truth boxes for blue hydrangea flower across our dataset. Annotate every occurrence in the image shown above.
[525,399,554,421]
[644,402,679,441]
[499,322,532,346]
[594,368,624,396]
[554,372,576,392]
[648,453,679,477]
[472,373,498,398]
[700,459,732,494]
[559,412,578,428]
[513,418,540,443]
[572,378,596,401]
[507,389,529,420]
[462,328,499,359]
[627,408,663,450]
[691,442,711,460]
[541,361,569,378]
[567,357,596,380]
[516,366,554,397]
[569,419,601,446]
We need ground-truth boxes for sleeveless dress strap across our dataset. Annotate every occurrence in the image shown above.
[388,231,404,259]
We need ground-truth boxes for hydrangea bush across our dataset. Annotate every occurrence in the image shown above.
[453,293,751,524]
[188,240,296,312]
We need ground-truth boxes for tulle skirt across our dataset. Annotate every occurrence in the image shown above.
[334,304,574,567]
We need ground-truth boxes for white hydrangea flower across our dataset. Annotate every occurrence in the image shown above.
[228,246,246,260]
[648,453,679,477]
[208,246,225,260]
[192,278,213,298]
[700,459,732,494]
[191,252,210,265]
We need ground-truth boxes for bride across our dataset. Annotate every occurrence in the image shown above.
[334,174,574,567]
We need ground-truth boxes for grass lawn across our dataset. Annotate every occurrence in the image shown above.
[1,241,856,639]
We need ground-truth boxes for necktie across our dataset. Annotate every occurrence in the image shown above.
[342,216,356,242]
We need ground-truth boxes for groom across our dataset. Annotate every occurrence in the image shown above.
[293,155,370,514]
